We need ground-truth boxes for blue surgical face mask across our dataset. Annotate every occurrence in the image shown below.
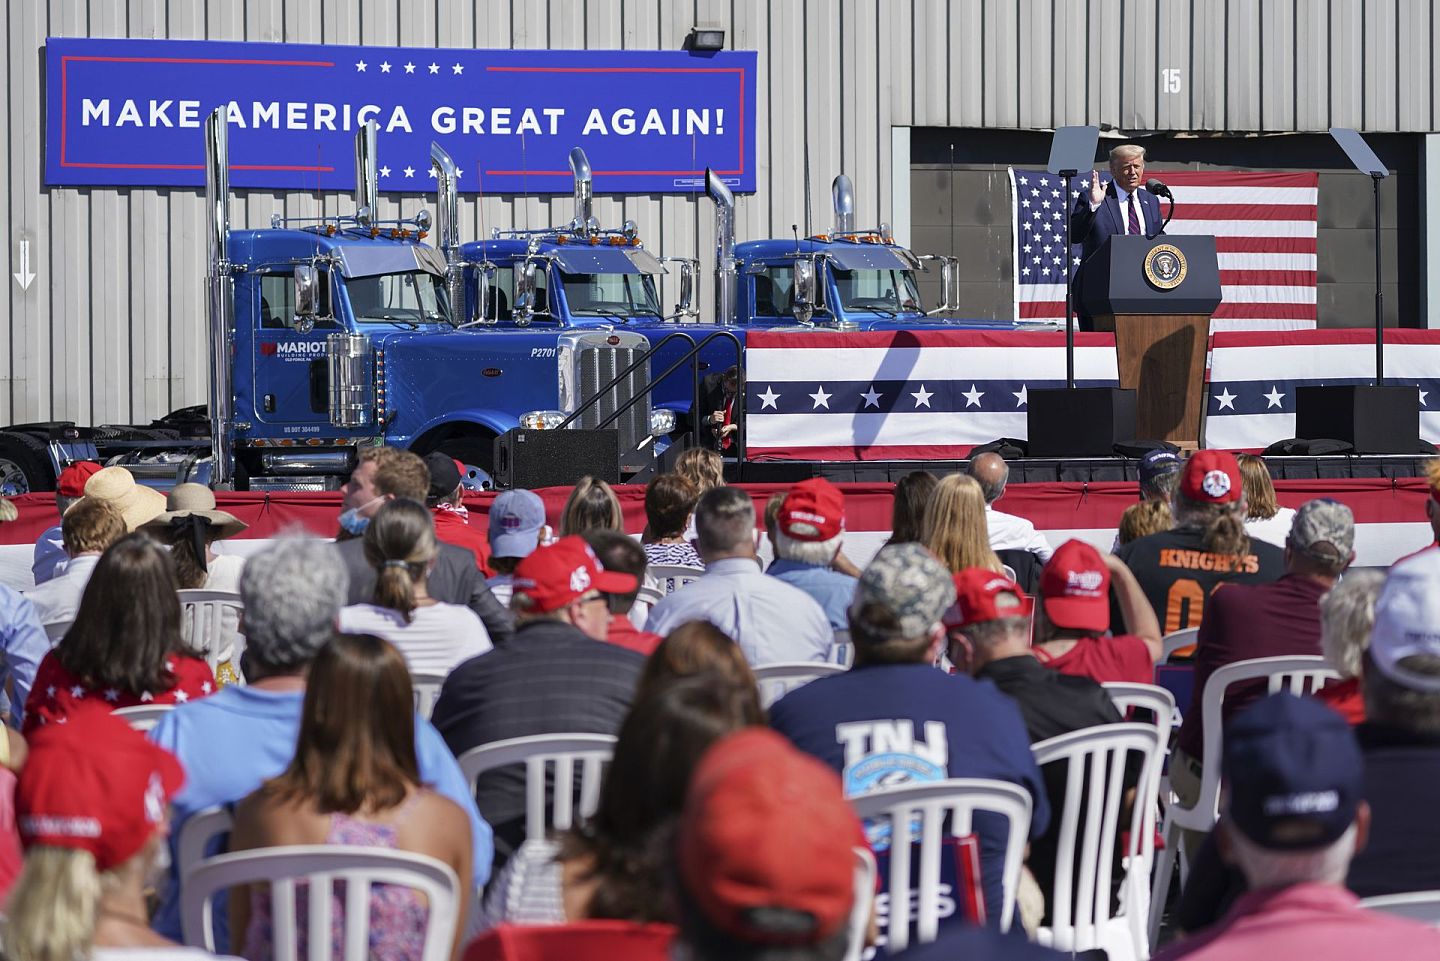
[338,495,385,535]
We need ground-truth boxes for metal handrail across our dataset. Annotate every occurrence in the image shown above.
[555,330,747,468]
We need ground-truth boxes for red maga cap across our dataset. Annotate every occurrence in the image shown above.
[1180,450,1243,505]
[779,478,845,542]
[16,704,185,872]
[678,728,861,946]
[1039,539,1111,633]
[511,535,638,614]
[944,568,1033,629]
[56,461,103,498]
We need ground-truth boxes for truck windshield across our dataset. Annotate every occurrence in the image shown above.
[560,272,662,318]
[345,271,450,325]
[832,268,922,314]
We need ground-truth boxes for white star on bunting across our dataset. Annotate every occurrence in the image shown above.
[1263,386,1285,409]
[429,62,440,74]
[355,60,367,72]
[380,61,392,73]
[962,384,984,408]
[860,386,882,408]
[380,166,391,177]
[403,166,416,178]
[1013,385,1028,407]
[1215,388,1238,411]
[404,62,416,74]
[453,63,465,75]
[757,386,780,409]
[809,386,832,409]
[911,384,934,408]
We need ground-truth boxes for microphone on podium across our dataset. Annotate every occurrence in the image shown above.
[1145,179,1175,236]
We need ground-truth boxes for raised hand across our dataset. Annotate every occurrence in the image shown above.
[1088,169,1106,207]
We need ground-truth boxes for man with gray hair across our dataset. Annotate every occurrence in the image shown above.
[766,478,858,631]
[1155,694,1440,960]
[967,452,1053,564]
[149,536,494,941]
[646,485,832,665]
[770,543,1048,922]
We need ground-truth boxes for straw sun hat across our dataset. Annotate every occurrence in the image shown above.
[71,466,168,532]
[140,483,247,540]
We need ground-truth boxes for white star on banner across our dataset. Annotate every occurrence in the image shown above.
[809,386,832,409]
[355,60,367,72]
[1263,386,1285,409]
[962,384,984,408]
[1215,388,1238,411]
[380,61,392,73]
[379,166,391,177]
[404,62,416,74]
[861,386,882,408]
[429,62,441,74]
[911,384,934,408]
[758,386,780,409]
[1421,390,1430,407]
[403,166,416,178]
[1013,385,1028,407]
[453,63,465,75]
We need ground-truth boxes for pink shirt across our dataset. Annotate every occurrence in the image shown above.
[1155,882,1440,961]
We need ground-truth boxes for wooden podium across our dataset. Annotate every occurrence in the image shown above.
[1080,235,1222,449]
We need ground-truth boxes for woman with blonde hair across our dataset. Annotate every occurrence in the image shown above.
[922,473,1004,573]
[559,476,625,537]
[1236,453,1296,548]
[339,498,491,676]
[673,447,724,497]
[1117,499,1173,546]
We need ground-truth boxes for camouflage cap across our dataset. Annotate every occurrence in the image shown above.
[848,543,955,641]
[1288,498,1354,562]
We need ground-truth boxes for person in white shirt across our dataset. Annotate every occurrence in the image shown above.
[23,497,126,631]
[967,452,1053,563]
[1238,453,1298,549]
[645,486,832,665]
[340,497,491,676]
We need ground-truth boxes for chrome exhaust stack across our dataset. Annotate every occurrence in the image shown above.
[706,167,737,325]
[430,142,464,326]
[832,174,856,233]
[354,121,379,225]
[204,106,235,487]
[569,147,597,236]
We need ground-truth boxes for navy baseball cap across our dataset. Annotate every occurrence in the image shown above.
[1222,694,1363,851]
[1139,449,1183,485]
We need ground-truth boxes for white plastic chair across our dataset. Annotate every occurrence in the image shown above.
[850,779,1033,947]
[113,703,175,732]
[629,579,666,630]
[646,563,703,596]
[457,733,616,841]
[1360,890,1440,926]
[181,845,460,961]
[177,589,246,675]
[1032,723,1164,961]
[752,661,848,708]
[43,620,71,644]
[411,669,447,721]
[842,845,878,961]
[178,805,235,886]
[1148,655,1338,948]
[1158,628,1198,665]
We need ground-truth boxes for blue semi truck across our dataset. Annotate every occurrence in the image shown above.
[0,112,670,493]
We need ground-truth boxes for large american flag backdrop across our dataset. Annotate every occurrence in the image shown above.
[742,329,1119,461]
[1009,168,1320,326]
[1204,329,1440,450]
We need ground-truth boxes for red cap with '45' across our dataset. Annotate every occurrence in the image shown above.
[511,535,639,613]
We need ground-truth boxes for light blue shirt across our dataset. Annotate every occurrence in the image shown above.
[148,684,494,941]
[767,559,858,633]
[646,556,833,665]
[0,585,48,725]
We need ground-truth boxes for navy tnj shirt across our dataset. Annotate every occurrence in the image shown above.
[769,662,1050,923]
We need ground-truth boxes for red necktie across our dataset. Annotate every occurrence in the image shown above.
[721,394,734,451]
[1127,193,1142,235]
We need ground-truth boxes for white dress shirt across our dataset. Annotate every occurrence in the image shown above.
[23,552,101,628]
[338,602,492,676]
[645,556,833,666]
[984,505,1054,562]
[1088,183,1151,235]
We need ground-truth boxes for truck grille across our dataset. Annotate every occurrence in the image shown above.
[576,345,650,456]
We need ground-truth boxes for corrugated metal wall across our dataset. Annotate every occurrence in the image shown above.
[5,0,1436,426]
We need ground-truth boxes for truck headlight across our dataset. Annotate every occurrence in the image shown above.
[649,409,677,437]
[519,410,566,430]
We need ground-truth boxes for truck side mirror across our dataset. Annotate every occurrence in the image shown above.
[939,258,957,311]
[676,260,696,318]
[293,266,319,332]
[792,258,817,325]
[514,260,538,327]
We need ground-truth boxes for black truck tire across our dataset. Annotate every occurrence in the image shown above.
[0,432,55,494]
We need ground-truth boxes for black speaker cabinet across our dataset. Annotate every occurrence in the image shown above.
[493,429,620,489]
[1026,388,1138,458]
[1295,385,1421,454]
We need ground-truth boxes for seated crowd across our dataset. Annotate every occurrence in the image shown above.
[0,445,1438,961]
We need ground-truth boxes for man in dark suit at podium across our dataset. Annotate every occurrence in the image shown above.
[1069,144,1164,330]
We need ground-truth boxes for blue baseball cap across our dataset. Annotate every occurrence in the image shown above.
[1222,694,1363,851]
[488,489,546,559]
[1139,449,1184,485]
